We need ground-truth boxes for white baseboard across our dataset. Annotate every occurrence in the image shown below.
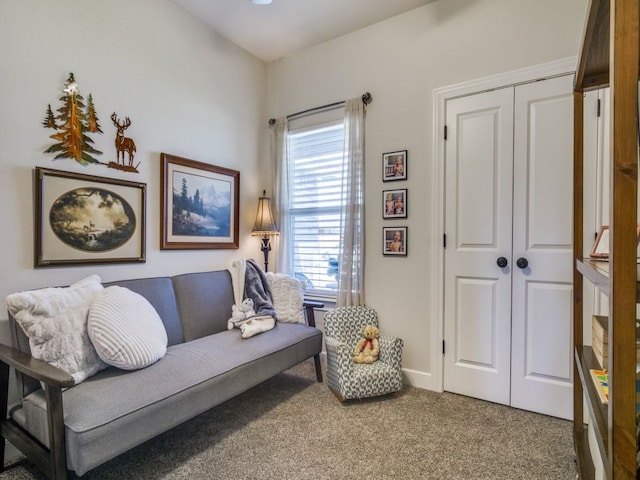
[402,368,439,392]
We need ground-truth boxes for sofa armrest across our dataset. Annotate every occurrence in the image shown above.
[0,343,74,388]
[378,335,404,370]
[0,343,70,479]
[302,300,325,382]
[302,299,324,328]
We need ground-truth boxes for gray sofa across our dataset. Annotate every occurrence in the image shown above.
[0,270,323,479]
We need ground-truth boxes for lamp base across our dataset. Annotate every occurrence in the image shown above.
[259,236,271,272]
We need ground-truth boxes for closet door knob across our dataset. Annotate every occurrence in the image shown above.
[496,257,508,268]
[516,257,528,269]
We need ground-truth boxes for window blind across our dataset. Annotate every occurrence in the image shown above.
[287,121,345,296]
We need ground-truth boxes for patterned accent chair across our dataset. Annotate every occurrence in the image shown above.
[324,305,404,401]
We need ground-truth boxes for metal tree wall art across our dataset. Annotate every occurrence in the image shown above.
[110,113,139,173]
[43,73,103,166]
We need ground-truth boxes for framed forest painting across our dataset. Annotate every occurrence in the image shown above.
[161,153,239,250]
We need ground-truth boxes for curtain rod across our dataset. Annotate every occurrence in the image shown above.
[268,92,372,126]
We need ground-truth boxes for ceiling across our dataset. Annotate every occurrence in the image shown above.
[170,0,434,63]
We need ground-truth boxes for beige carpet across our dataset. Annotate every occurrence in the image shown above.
[2,360,576,479]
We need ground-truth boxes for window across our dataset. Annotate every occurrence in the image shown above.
[287,119,345,298]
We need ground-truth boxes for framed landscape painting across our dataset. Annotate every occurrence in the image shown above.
[35,167,146,267]
[161,153,239,250]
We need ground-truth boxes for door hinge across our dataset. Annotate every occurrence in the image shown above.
[444,125,448,140]
[443,233,447,249]
[597,98,601,117]
[442,340,446,355]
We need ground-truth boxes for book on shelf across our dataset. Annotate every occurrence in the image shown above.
[591,366,640,412]
[591,315,640,369]
[590,369,608,404]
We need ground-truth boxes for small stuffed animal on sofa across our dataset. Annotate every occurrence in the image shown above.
[227,298,256,329]
[353,325,380,364]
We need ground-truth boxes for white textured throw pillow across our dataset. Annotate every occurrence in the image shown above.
[5,274,107,384]
[88,286,167,370]
[266,272,306,324]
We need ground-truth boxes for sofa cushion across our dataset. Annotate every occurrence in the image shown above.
[266,272,305,323]
[172,270,235,341]
[103,277,183,346]
[5,275,106,384]
[13,323,323,475]
[88,287,168,370]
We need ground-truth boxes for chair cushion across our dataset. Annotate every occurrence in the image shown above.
[345,362,404,399]
[5,275,106,384]
[88,287,167,370]
[324,305,379,346]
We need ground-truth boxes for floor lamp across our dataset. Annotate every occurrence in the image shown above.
[251,190,279,272]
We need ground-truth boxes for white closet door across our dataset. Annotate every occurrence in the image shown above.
[443,87,514,405]
[510,75,574,419]
[443,75,577,418]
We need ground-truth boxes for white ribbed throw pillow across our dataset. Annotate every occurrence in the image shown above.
[266,272,306,324]
[5,274,106,385]
[88,286,167,370]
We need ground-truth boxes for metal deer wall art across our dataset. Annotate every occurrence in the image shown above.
[110,113,139,173]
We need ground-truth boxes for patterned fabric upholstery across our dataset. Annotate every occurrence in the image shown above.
[324,306,403,400]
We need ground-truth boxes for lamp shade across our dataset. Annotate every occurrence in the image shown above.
[251,191,279,235]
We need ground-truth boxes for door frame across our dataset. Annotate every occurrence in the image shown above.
[430,56,577,393]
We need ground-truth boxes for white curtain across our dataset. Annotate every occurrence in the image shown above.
[271,117,291,274]
[337,98,366,306]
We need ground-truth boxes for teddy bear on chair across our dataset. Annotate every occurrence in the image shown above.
[353,325,380,364]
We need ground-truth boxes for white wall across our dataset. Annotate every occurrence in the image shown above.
[267,0,588,387]
[0,0,267,329]
[0,0,590,391]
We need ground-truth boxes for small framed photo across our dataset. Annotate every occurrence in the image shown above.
[35,167,146,267]
[383,227,407,256]
[589,224,640,259]
[590,226,610,258]
[383,189,407,219]
[382,150,407,181]
[161,153,240,250]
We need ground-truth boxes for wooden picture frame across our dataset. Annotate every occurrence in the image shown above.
[382,150,407,181]
[383,188,407,219]
[590,225,610,258]
[383,226,407,256]
[161,153,239,250]
[35,167,146,267]
[589,224,640,259]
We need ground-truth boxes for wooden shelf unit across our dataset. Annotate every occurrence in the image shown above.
[573,0,639,479]
[576,259,640,301]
